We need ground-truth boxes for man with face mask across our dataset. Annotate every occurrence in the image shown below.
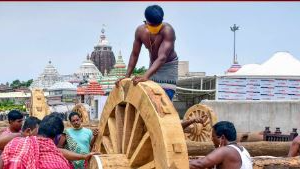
[189,121,253,169]
[116,4,178,100]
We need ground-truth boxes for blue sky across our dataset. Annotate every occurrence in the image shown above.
[1,2,300,84]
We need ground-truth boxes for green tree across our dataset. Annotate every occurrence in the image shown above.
[25,79,33,87]
[9,79,33,89]
[10,79,21,89]
[133,66,147,76]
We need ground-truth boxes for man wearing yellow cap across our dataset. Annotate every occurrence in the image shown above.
[116,4,178,100]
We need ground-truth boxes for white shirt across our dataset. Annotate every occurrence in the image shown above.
[227,144,253,169]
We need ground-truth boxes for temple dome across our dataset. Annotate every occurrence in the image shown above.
[90,26,116,75]
[76,54,103,81]
[30,61,61,90]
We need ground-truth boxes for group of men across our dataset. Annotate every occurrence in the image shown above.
[0,110,98,169]
[115,4,300,169]
[1,4,299,169]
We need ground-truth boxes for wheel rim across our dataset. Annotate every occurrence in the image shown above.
[184,104,217,142]
[92,79,189,169]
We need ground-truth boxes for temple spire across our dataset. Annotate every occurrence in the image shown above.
[87,53,90,60]
[99,24,107,44]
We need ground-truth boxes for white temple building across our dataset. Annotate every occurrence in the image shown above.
[75,54,103,81]
[30,61,61,90]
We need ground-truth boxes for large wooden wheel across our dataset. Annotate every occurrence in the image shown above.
[183,104,217,142]
[90,79,189,169]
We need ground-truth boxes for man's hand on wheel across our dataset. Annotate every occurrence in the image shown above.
[115,77,126,88]
[132,76,149,86]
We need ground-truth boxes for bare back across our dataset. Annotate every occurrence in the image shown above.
[136,22,178,64]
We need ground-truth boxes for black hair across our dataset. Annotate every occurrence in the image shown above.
[213,121,237,142]
[8,110,23,122]
[22,116,41,132]
[38,115,64,138]
[68,112,80,121]
[144,5,164,25]
[49,112,65,121]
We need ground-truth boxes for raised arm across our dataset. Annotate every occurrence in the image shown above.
[116,27,142,87]
[125,27,143,78]
[181,115,208,130]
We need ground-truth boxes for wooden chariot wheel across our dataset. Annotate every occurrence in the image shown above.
[183,104,217,142]
[89,79,189,169]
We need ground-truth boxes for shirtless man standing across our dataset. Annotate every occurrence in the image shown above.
[116,4,178,100]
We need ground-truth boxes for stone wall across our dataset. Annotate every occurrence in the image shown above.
[201,100,300,133]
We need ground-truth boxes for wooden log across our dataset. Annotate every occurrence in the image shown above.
[189,156,300,169]
[237,132,264,142]
[187,140,291,157]
[252,156,300,169]
[187,141,215,156]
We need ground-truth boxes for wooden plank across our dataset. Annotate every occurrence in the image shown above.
[115,105,126,153]
[122,103,136,153]
[129,132,153,167]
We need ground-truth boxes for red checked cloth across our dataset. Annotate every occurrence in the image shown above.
[0,128,13,136]
[2,136,73,169]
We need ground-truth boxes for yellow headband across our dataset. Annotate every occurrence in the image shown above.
[146,23,163,35]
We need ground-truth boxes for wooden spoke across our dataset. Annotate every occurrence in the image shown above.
[129,132,153,167]
[115,105,126,153]
[183,104,218,142]
[122,103,136,153]
[102,136,114,154]
[126,112,145,159]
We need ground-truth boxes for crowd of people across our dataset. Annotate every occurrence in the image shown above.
[1,4,299,169]
[0,110,98,169]
[2,109,300,169]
